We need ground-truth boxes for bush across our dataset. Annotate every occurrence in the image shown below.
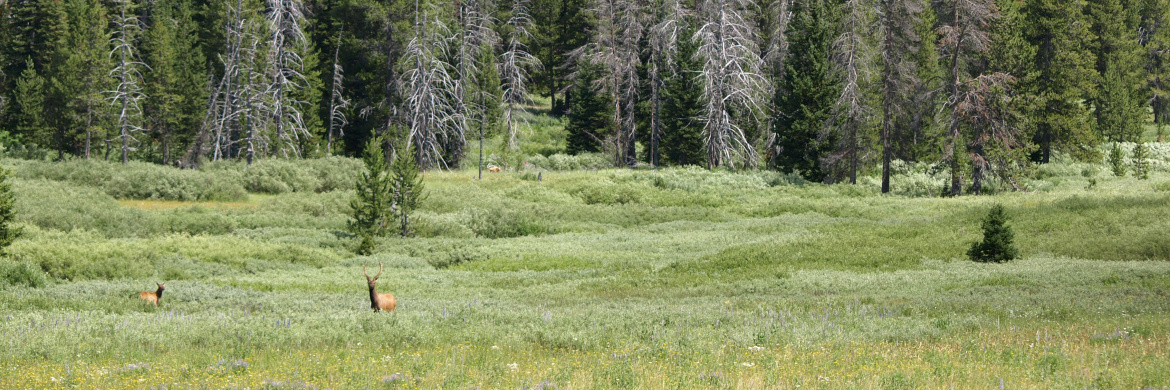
[968,204,1018,263]
[0,259,48,288]
[460,207,546,238]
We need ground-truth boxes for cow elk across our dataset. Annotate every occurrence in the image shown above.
[487,165,501,173]
[135,283,165,306]
[364,263,396,312]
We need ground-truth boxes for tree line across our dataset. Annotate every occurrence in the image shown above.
[0,0,1168,194]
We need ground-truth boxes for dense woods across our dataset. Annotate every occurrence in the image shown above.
[1,0,1168,194]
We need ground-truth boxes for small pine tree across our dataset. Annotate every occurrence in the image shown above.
[565,60,613,155]
[349,137,392,255]
[968,204,1018,263]
[0,167,22,253]
[1108,142,1127,176]
[390,142,425,237]
[1131,141,1149,180]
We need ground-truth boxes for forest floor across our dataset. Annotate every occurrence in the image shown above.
[1,116,1169,388]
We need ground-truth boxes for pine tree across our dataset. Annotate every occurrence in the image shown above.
[349,136,392,255]
[877,0,924,192]
[143,0,208,165]
[1024,0,1098,162]
[1089,0,1146,143]
[661,27,705,167]
[45,0,108,159]
[0,166,21,254]
[565,60,613,154]
[1108,141,1127,176]
[13,58,49,148]
[1144,0,1170,141]
[390,141,424,237]
[1131,141,1149,179]
[968,204,1018,263]
[830,0,877,184]
[772,0,837,180]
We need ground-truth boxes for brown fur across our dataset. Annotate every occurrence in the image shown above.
[364,263,396,312]
[137,283,165,306]
[488,166,501,173]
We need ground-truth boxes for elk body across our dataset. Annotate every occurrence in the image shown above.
[487,166,501,173]
[364,263,396,312]
[135,283,165,306]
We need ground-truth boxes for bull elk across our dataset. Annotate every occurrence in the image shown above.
[364,263,396,312]
[135,283,165,306]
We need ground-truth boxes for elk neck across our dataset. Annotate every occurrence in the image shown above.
[368,283,379,307]
[155,286,164,300]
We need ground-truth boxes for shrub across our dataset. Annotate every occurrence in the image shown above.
[968,204,1018,263]
[1131,142,1149,180]
[1108,143,1127,177]
[0,259,48,288]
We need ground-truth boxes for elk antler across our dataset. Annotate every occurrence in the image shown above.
[376,263,384,279]
[363,263,370,279]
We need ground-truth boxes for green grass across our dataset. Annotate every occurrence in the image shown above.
[1,145,1170,388]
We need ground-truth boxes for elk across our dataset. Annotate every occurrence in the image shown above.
[135,283,165,307]
[487,165,501,173]
[364,263,396,312]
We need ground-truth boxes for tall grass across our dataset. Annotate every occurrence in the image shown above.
[1,151,1169,387]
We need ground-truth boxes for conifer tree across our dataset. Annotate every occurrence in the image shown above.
[13,58,48,148]
[772,0,836,180]
[877,0,924,192]
[968,204,1018,263]
[661,27,705,167]
[349,136,392,255]
[1132,141,1149,179]
[1108,141,1127,176]
[1089,0,1146,143]
[48,0,110,159]
[565,60,613,154]
[1144,0,1170,141]
[390,141,424,237]
[144,0,208,165]
[1024,0,1097,162]
[830,0,876,184]
[0,167,21,254]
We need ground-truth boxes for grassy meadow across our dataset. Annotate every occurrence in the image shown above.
[2,129,1170,388]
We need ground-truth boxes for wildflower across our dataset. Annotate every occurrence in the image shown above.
[741,362,754,367]
[748,346,764,353]
[507,362,519,371]
[491,345,500,350]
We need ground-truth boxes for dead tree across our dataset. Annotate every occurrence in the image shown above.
[938,0,999,195]
[401,6,460,169]
[327,30,349,156]
[952,73,1021,194]
[829,0,875,184]
[694,0,768,169]
[457,0,498,178]
[108,0,148,164]
[266,0,311,159]
[202,0,266,163]
[648,0,689,169]
[499,0,541,151]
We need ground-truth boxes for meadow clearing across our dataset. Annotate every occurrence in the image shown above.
[1,130,1170,388]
